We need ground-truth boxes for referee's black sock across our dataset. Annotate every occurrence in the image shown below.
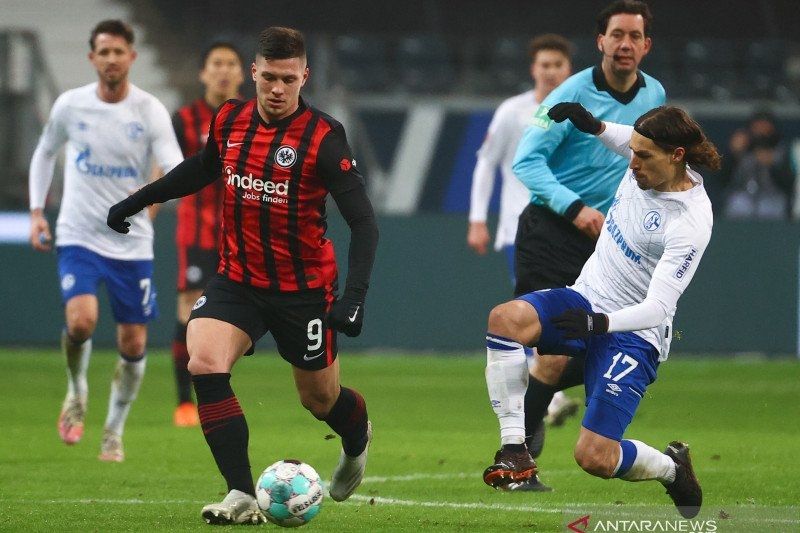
[322,387,369,457]
[524,376,558,449]
[193,373,254,496]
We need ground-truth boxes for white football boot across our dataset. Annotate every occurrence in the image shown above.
[201,489,265,525]
[329,420,373,502]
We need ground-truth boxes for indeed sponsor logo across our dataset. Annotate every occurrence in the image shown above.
[674,248,698,280]
[76,147,137,178]
[225,165,288,204]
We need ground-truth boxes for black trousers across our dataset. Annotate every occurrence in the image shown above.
[513,204,596,297]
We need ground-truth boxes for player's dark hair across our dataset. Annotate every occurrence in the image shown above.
[258,27,306,61]
[596,0,653,37]
[89,19,135,51]
[634,106,722,171]
[528,34,573,63]
[200,41,244,69]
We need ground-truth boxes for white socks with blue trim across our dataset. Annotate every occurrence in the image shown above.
[485,334,529,445]
[62,329,90,402]
[104,355,146,436]
[614,438,676,483]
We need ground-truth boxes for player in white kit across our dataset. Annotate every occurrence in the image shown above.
[467,36,580,489]
[482,103,721,519]
[28,20,183,461]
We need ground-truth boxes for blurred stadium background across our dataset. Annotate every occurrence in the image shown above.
[3,0,800,355]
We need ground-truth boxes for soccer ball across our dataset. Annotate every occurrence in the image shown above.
[256,459,324,527]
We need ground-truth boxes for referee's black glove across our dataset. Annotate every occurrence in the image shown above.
[552,308,609,340]
[328,296,364,337]
[107,195,145,234]
[547,102,603,135]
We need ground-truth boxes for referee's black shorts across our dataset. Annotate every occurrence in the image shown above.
[514,204,597,297]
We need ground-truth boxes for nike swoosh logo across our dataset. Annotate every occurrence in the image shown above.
[303,351,325,361]
[227,140,243,148]
[348,306,360,322]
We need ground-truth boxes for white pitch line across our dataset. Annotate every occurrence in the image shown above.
[348,494,563,514]
[347,496,800,525]
[0,498,208,505]
[2,496,797,525]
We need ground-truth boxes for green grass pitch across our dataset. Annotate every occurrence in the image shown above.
[1,349,798,531]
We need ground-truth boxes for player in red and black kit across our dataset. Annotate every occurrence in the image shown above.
[108,27,378,525]
[171,42,244,428]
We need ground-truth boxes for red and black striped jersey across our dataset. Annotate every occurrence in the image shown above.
[173,98,223,250]
[209,97,365,292]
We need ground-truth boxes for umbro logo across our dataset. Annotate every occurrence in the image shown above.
[605,382,621,396]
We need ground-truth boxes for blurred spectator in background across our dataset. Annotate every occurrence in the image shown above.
[720,111,796,219]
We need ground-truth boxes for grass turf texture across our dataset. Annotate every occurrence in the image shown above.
[1,349,798,531]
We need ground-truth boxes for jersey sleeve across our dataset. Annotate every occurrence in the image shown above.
[172,110,188,156]
[469,102,513,223]
[512,84,582,216]
[607,214,712,333]
[29,92,70,210]
[316,123,378,302]
[147,98,184,173]
[598,122,634,159]
[316,124,365,194]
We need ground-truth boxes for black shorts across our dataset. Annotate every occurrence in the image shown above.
[514,204,596,297]
[177,246,218,291]
[188,274,337,370]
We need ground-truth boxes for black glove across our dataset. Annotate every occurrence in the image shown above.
[547,102,603,135]
[327,296,364,337]
[107,195,145,234]
[552,308,609,340]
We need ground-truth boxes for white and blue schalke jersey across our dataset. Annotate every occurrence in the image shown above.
[29,83,183,260]
[513,67,666,216]
[470,90,540,250]
[572,123,713,360]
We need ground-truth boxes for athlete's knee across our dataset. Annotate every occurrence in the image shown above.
[574,442,616,479]
[67,317,96,343]
[117,329,146,357]
[488,302,521,336]
[300,388,337,419]
[487,301,538,343]
[187,351,225,375]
